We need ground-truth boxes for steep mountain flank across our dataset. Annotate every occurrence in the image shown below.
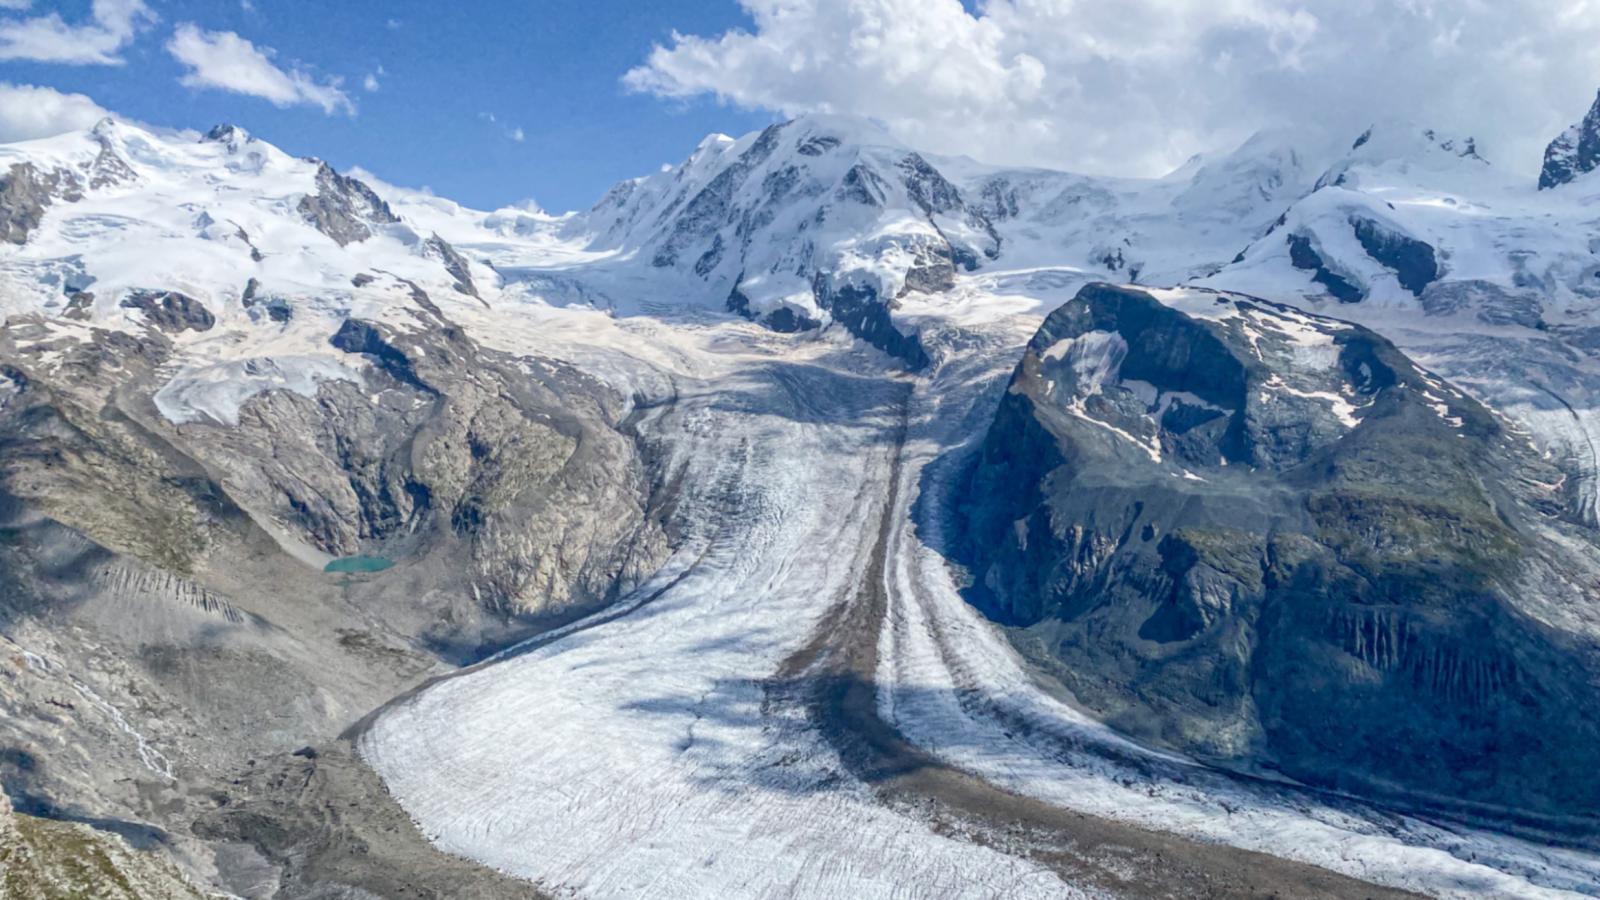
[1540,88,1600,189]
[952,283,1600,830]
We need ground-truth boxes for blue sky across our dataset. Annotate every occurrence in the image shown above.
[0,0,775,212]
[3,1,1597,211]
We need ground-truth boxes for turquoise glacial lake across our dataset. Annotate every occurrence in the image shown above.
[323,555,395,574]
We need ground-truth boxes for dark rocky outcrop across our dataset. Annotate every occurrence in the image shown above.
[423,233,480,299]
[0,163,82,246]
[118,290,215,333]
[726,282,820,334]
[950,282,1600,832]
[297,161,399,246]
[650,124,785,270]
[897,152,1002,262]
[1287,233,1363,302]
[1351,217,1438,296]
[202,123,248,146]
[1539,88,1600,189]
[814,276,930,371]
[240,279,292,324]
[329,317,433,394]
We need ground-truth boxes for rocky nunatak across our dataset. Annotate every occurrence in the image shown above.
[951,282,1600,831]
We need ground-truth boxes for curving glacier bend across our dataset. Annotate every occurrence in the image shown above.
[363,289,1600,900]
[363,311,1086,899]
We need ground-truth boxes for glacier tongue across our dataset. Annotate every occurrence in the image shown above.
[359,302,1600,899]
[360,326,1086,899]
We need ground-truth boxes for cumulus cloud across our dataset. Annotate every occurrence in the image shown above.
[167,23,353,115]
[0,82,110,141]
[0,0,155,65]
[626,0,1600,176]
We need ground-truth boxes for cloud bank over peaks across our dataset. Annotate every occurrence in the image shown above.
[626,0,1600,178]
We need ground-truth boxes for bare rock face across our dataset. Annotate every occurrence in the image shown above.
[118,290,216,334]
[422,232,481,299]
[951,283,1600,832]
[297,160,400,246]
[0,163,82,246]
[1540,88,1600,189]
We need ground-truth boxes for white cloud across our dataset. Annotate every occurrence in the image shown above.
[0,82,110,141]
[0,0,155,65]
[480,111,525,142]
[166,23,353,115]
[363,72,381,92]
[627,0,1600,177]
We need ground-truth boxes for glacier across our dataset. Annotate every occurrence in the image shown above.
[3,104,1600,898]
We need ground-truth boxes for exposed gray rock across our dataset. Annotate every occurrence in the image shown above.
[626,118,997,353]
[900,241,958,295]
[0,163,82,246]
[896,152,1002,266]
[1287,232,1363,302]
[1350,216,1438,296]
[297,161,399,246]
[422,233,480,299]
[814,275,929,370]
[951,283,1600,832]
[201,123,248,147]
[1540,88,1600,189]
[119,290,215,333]
[650,124,785,270]
[62,292,93,321]
[87,126,137,190]
[0,788,207,899]
[726,281,819,333]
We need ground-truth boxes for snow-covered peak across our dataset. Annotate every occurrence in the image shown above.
[570,114,1000,336]
[201,123,255,151]
[1204,113,1598,321]
[1313,120,1488,193]
[1172,127,1332,223]
[0,119,498,347]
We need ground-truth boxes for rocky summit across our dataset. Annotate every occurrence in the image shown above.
[1541,88,1600,190]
